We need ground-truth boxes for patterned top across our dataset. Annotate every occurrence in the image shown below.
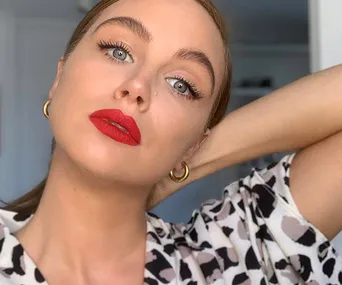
[0,154,341,284]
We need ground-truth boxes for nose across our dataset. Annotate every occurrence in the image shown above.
[113,73,152,113]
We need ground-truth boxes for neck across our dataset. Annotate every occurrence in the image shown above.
[17,148,149,283]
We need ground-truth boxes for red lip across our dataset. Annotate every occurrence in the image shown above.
[89,109,141,146]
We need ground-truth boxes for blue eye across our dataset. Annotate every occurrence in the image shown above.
[97,40,134,63]
[167,78,190,95]
[166,77,202,100]
[108,47,133,63]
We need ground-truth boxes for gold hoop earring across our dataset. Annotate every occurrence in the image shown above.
[169,162,190,183]
[43,100,51,119]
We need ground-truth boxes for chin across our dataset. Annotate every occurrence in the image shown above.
[55,137,112,174]
[76,143,121,172]
[55,133,160,186]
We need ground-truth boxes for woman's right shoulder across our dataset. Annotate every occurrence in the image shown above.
[0,209,32,237]
[185,154,342,284]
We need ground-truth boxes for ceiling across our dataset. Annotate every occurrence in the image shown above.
[1,0,308,43]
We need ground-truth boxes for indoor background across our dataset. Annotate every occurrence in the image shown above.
[0,0,341,250]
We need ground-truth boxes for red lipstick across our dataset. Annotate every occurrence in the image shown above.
[89,109,141,146]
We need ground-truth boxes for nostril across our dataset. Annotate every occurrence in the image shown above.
[137,96,144,105]
[122,90,129,97]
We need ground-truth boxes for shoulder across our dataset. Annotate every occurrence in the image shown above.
[198,154,298,224]
[0,209,34,284]
[0,209,32,237]
[146,155,342,284]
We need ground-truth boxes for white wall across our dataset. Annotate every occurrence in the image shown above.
[15,18,77,194]
[0,10,17,201]
[309,0,342,72]
[0,15,77,200]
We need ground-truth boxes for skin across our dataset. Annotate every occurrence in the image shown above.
[152,64,342,240]
[14,0,342,284]
[16,0,226,284]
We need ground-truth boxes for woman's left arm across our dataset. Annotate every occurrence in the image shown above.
[190,64,342,239]
[290,128,342,240]
[188,64,342,182]
[150,65,342,231]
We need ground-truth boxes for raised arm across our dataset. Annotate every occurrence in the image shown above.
[188,64,342,182]
[149,65,342,211]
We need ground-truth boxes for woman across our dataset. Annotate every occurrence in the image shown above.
[1,0,342,284]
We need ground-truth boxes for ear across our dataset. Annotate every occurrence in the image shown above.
[48,58,64,100]
[172,129,211,172]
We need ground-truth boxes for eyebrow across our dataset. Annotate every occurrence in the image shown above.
[173,49,216,93]
[93,16,152,43]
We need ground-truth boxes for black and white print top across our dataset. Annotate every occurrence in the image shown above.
[0,154,342,284]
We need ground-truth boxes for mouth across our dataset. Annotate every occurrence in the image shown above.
[89,109,141,146]
[105,119,129,133]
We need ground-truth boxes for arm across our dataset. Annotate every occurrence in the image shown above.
[189,64,342,240]
[149,65,342,210]
[188,64,342,183]
[290,130,342,240]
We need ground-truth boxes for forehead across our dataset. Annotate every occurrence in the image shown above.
[90,0,225,91]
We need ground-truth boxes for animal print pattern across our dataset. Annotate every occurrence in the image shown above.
[0,154,342,284]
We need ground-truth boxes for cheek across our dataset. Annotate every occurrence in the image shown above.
[49,56,131,131]
[60,42,139,103]
[149,98,208,157]
[58,59,123,102]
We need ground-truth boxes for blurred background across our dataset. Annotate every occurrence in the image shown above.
[0,0,342,249]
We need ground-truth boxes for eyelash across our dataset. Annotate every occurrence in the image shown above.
[96,40,203,101]
[172,76,203,100]
[97,40,133,63]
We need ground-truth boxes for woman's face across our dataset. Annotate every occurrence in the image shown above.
[49,0,225,186]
